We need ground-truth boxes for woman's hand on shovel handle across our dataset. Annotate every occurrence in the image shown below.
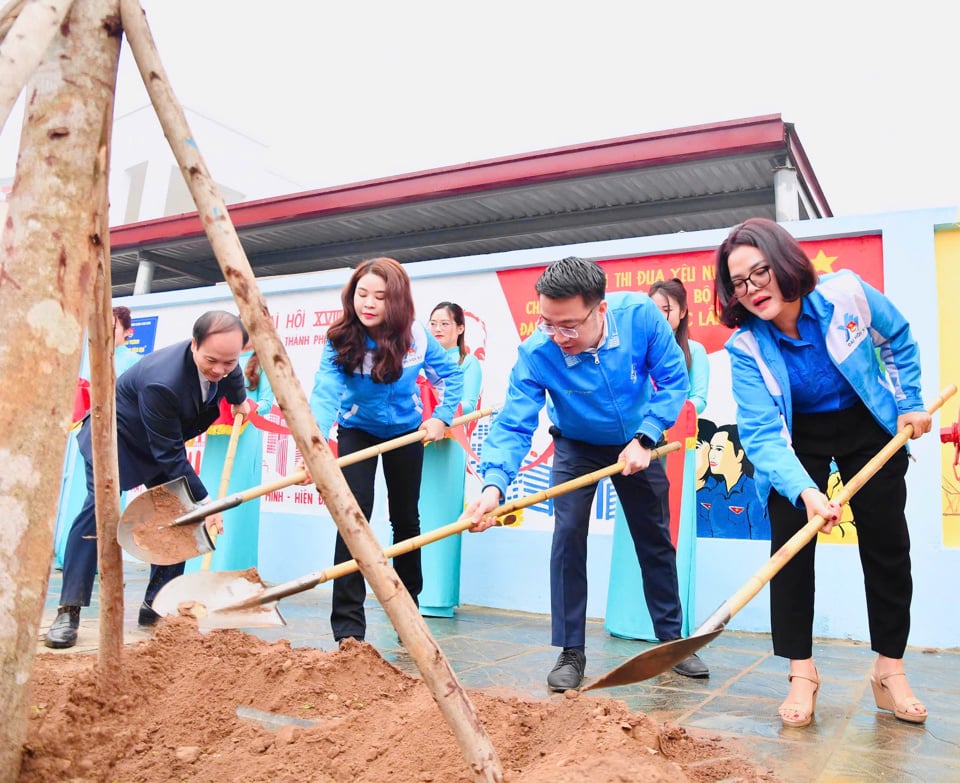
[467,486,504,532]
[204,511,225,536]
[293,461,313,486]
[800,487,842,534]
[421,417,447,443]
[898,411,932,439]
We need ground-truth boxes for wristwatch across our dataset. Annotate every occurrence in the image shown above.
[633,433,657,450]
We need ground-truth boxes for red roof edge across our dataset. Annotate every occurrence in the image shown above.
[785,123,832,217]
[110,114,790,249]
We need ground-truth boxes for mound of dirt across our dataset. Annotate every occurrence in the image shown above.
[19,620,776,782]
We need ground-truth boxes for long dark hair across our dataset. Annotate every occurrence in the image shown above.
[244,352,261,391]
[431,301,467,364]
[326,257,414,383]
[649,278,691,370]
[714,218,817,328]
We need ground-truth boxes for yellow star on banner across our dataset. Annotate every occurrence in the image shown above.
[811,249,838,274]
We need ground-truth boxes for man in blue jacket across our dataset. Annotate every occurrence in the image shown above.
[469,256,709,691]
[45,311,251,649]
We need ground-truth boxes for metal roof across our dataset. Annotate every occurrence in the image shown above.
[108,114,830,296]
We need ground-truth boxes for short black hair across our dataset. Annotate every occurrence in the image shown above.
[192,310,248,346]
[714,218,817,328]
[535,256,606,308]
[696,418,717,445]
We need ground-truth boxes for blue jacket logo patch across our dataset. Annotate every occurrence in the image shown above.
[837,313,866,346]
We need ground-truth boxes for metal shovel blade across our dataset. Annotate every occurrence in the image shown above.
[152,569,286,631]
[116,477,214,565]
[581,627,724,691]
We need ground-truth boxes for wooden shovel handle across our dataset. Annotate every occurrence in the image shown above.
[245,406,492,501]
[200,412,244,570]
[227,441,682,609]
[717,384,956,626]
[175,407,495,526]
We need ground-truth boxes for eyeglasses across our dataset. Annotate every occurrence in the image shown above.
[537,305,597,339]
[429,320,454,329]
[731,265,772,299]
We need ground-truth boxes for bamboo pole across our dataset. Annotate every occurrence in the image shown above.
[0,0,74,131]
[0,0,27,44]
[0,1,121,780]
[90,47,124,678]
[118,2,503,780]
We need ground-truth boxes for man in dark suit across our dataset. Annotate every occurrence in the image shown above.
[46,311,251,648]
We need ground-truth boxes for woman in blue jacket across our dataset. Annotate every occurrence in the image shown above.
[309,257,464,645]
[715,218,931,727]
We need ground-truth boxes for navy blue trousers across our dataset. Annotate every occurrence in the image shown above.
[550,433,682,648]
[59,452,183,608]
[330,426,424,642]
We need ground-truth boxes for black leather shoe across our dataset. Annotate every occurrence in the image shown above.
[138,601,161,627]
[547,648,586,692]
[672,652,710,678]
[44,606,80,649]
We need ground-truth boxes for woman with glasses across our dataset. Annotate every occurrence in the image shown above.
[418,301,483,617]
[715,217,932,727]
[308,258,464,645]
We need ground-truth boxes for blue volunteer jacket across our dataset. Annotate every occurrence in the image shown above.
[725,269,924,507]
[480,292,689,499]
[310,320,464,439]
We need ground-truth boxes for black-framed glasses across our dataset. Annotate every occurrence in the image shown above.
[731,265,772,299]
[537,305,598,339]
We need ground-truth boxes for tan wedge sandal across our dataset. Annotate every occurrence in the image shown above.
[779,670,820,728]
[870,672,927,724]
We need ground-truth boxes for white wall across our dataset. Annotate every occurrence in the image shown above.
[113,207,960,649]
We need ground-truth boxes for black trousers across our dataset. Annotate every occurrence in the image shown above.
[768,402,912,660]
[330,426,424,641]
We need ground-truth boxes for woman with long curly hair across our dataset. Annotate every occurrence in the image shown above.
[309,257,465,644]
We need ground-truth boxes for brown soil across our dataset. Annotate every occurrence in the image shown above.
[19,620,777,783]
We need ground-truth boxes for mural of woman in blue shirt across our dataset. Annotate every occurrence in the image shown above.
[697,423,766,539]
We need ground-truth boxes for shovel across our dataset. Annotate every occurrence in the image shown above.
[117,407,493,566]
[582,384,957,691]
[152,441,683,629]
[199,412,244,571]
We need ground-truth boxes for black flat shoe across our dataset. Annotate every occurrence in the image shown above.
[44,606,80,649]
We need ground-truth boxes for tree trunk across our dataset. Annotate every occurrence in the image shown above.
[0,2,121,781]
[119,2,503,780]
[0,0,74,130]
